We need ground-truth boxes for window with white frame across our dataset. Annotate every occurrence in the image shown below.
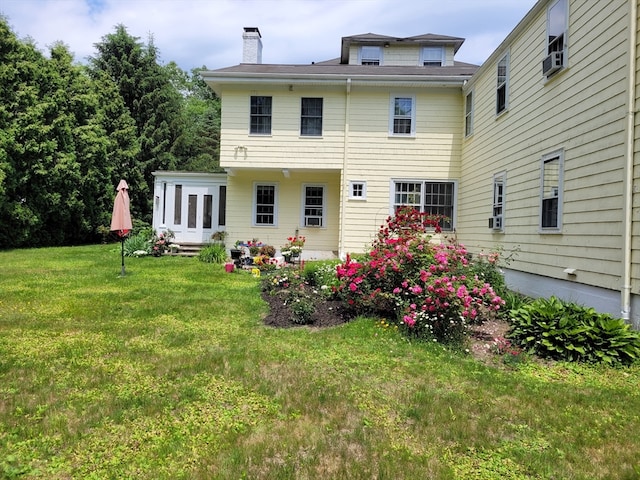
[360,46,381,65]
[254,183,277,225]
[303,185,325,227]
[465,91,473,137]
[300,97,323,136]
[390,96,415,136]
[545,0,568,75]
[422,46,444,66]
[496,54,508,114]
[392,180,455,230]
[492,173,505,230]
[540,151,563,231]
[250,96,272,134]
[349,181,367,200]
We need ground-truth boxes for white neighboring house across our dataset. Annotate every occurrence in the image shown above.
[151,171,227,244]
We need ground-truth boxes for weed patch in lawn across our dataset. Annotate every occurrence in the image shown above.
[0,245,639,479]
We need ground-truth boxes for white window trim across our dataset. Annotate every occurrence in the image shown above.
[464,90,474,137]
[420,46,445,66]
[300,97,323,137]
[496,52,509,116]
[249,95,272,136]
[389,179,458,231]
[545,0,569,77]
[492,172,506,232]
[389,94,416,137]
[253,182,278,227]
[358,46,382,65]
[301,183,326,228]
[539,150,563,233]
[348,180,367,200]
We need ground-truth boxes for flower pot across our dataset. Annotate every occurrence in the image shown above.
[225,263,235,273]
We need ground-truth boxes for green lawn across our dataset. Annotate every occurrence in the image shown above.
[1,245,639,479]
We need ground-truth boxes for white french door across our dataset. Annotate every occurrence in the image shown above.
[180,185,223,243]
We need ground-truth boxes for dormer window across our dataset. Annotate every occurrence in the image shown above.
[360,46,381,65]
[421,46,444,66]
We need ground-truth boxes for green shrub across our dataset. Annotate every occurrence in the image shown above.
[508,296,640,365]
[132,219,153,238]
[123,233,151,256]
[501,290,532,313]
[261,269,316,324]
[289,294,316,325]
[198,243,227,264]
[303,260,341,298]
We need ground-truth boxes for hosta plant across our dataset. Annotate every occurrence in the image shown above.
[508,296,640,365]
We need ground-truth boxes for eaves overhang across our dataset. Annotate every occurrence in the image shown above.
[201,71,472,92]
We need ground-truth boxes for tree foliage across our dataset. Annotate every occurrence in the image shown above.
[0,17,220,248]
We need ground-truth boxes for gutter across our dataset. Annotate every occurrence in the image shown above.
[339,78,352,260]
[201,72,471,92]
[622,0,637,324]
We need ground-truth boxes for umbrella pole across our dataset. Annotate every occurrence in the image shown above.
[121,237,126,276]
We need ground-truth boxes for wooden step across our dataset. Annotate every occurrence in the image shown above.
[167,243,206,257]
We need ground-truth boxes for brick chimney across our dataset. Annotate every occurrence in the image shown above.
[242,27,262,64]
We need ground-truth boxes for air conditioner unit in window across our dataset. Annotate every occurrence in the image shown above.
[542,51,563,76]
[488,215,503,230]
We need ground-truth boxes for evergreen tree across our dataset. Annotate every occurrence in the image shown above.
[0,18,140,247]
[89,25,184,220]
[169,65,222,172]
[0,18,54,246]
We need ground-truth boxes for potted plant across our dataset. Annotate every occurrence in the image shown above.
[230,241,243,266]
[211,230,227,245]
[281,235,306,263]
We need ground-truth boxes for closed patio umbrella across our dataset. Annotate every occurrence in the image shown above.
[110,179,133,276]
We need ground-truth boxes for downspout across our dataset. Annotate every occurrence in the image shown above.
[338,78,352,259]
[622,0,637,323]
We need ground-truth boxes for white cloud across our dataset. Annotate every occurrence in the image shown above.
[1,0,537,71]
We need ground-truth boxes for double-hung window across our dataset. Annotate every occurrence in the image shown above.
[300,98,323,136]
[254,183,277,226]
[544,0,568,76]
[422,46,444,66]
[540,151,563,231]
[392,180,455,231]
[465,91,473,137]
[360,46,381,65]
[250,96,272,134]
[303,185,325,227]
[496,54,508,114]
[390,96,415,136]
[491,173,505,231]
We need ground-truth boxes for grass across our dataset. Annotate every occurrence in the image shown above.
[1,244,639,479]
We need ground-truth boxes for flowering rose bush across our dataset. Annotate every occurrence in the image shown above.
[335,207,504,344]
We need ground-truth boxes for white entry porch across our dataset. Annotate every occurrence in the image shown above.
[151,171,227,244]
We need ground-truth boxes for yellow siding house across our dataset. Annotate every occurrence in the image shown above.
[151,0,640,326]
[458,0,639,327]
[201,30,475,257]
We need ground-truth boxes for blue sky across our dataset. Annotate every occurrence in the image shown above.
[1,0,537,72]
